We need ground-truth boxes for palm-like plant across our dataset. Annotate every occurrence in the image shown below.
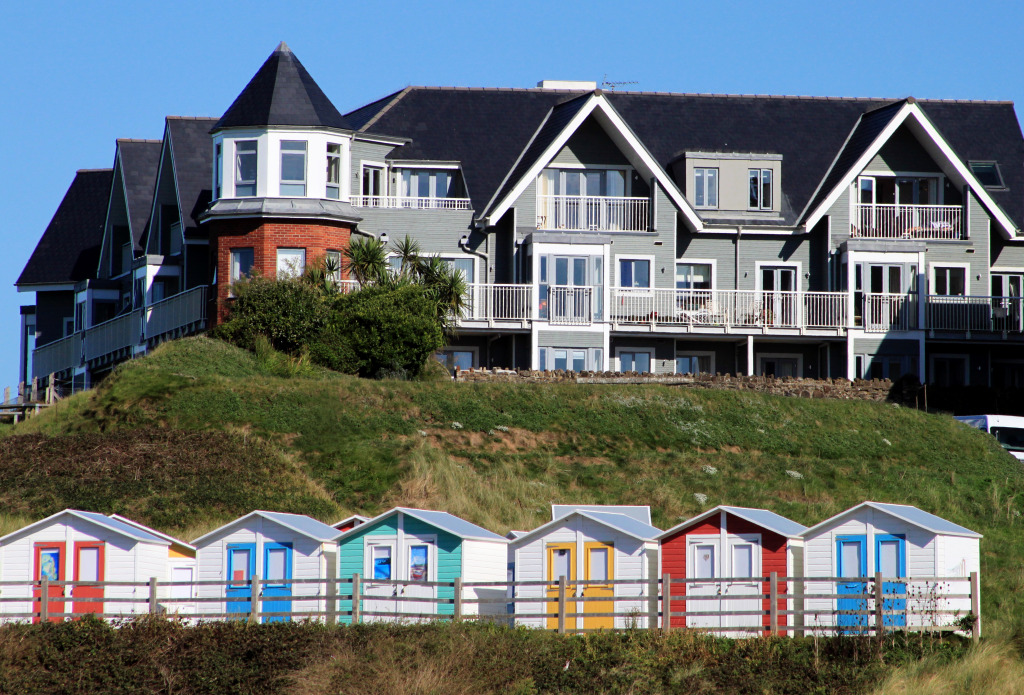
[343,237,388,285]
[421,256,470,330]
[389,235,423,279]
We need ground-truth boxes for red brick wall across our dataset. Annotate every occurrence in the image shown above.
[208,218,353,324]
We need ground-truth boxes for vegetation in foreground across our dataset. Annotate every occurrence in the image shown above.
[0,618,978,695]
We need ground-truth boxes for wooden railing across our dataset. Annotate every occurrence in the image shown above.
[536,195,649,232]
[352,196,472,210]
[852,204,964,240]
[0,573,980,641]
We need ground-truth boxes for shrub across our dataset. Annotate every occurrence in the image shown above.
[213,276,330,354]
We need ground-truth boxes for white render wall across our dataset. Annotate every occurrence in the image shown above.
[460,539,508,617]
[194,516,330,621]
[803,507,977,634]
[510,516,654,629]
[0,517,170,623]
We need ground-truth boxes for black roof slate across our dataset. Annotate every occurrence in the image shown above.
[350,88,1024,230]
[17,169,113,286]
[214,42,352,131]
[166,117,217,236]
[117,139,162,251]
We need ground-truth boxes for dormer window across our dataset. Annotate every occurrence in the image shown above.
[399,169,451,199]
[280,141,307,196]
[749,168,772,210]
[969,161,1004,189]
[235,140,258,197]
[694,167,718,208]
[326,143,342,199]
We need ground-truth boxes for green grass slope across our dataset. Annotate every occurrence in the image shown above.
[3,336,1023,628]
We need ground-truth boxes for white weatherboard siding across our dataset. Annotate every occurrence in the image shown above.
[460,539,508,617]
[511,515,653,629]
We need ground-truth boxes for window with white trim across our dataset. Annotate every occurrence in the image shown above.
[934,266,966,296]
[619,259,650,288]
[326,250,342,282]
[676,352,714,375]
[399,169,450,198]
[276,248,306,278]
[675,263,712,290]
[539,347,602,372]
[214,143,222,200]
[694,168,718,208]
[234,140,257,197]
[326,144,342,199]
[748,168,772,210]
[280,141,307,196]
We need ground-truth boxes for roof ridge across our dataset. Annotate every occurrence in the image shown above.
[359,86,413,132]
[116,138,162,144]
[76,168,113,173]
[166,115,219,121]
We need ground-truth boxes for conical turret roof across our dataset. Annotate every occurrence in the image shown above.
[213,42,352,131]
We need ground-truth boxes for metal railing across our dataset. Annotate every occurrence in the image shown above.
[146,286,207,340]
[352,196,472,210]
[536,195,649,232]
[0,572,980,641]
[926,295,1024,333]
[545,286,594,325]
[31,334,82,378]
[83,310,142,362]
[851,204,964,240]
[462,284,532,323]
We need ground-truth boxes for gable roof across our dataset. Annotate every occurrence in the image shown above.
[658,505,807,541]
[337,507,506,543]
[166,117,217,236]
[17,169,112,287]
[552,504,652,525]
[349,88,1024,232]
[191,510,340,545]
[510,509,662,546]
[0,509,169,545]
[109,514,195,551]
[802,501,982,539]
[331,514,369,530]
[116,139,163,251]
[214,42,352,132]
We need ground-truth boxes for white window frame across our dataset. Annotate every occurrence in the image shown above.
[214,143,222,200]
[615,347,655,373]
[614,253,655,289]
[675,350,715,375]
[360,160,387,198]
[538,346,603,372]
[748,168,773,211]
[693,167,719,209]
[757,352,803,378]
[326,249,342,282]
[276,248,306,279]
[403,534,438,582]
[326,143,343,199]
[279,140,307,196]
[859,170,946,205]
[754,261,802,292]
[234,140,258,197]
[540,165,634,197]
[929,262,970,296]
[675,259,717,290]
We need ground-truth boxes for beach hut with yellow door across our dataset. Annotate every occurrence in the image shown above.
[508,505,661,630]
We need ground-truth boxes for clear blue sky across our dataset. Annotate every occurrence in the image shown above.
[2,1,1022,386]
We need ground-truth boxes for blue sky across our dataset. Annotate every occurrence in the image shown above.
[2,1,1022,386]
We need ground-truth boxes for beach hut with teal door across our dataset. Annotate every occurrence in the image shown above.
[336,508,507,623]
[192,511,340,623]
[801,502,981,634]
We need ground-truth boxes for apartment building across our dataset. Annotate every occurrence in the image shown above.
[18,43,1024,389]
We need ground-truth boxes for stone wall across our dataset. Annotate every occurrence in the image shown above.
[454,368,896,402]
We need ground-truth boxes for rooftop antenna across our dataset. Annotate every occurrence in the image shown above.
[601,74,638,91]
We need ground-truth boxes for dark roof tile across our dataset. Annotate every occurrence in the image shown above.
[117,140,162,251]
[166,117,217,235]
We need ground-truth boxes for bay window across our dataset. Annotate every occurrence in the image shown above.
[326,143,341,199]
[280,141,307,196]
[234,140,257,197]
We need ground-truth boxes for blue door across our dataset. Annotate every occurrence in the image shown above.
[226,543,256,618]
[876,535,907,628]
[836,536,867,632]
[262,543,293,623]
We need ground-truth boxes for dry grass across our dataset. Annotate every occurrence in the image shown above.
[872,634,1024,695]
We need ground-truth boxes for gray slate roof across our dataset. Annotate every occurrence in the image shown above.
[117,139,162,252]
[17,169,112,286]
[397,508,507,542]
[166,117,217,236]
[214,42,353,132]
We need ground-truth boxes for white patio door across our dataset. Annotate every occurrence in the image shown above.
[686,538,721,630]
[364,540,399,622]
[760,266,797,326]
[724,535,762,636]
[402,538,437,621]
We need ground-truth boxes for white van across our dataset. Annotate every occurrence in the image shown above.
[955,415,1024,461]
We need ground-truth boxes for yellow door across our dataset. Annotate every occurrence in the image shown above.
[583,542,615,630]
[546,543,575,630]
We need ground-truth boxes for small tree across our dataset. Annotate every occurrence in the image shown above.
[343,237,388,285]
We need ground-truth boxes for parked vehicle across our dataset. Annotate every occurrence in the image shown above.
[955,415,1024,461]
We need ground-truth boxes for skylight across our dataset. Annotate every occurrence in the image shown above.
[969,161,1004,188]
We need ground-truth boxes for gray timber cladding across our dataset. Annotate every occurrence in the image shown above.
[514,180,538,241]
[550,117,628,167]
[922,192,991,295]
[350,140,397,195]
[354,208,482,277]
[866,126,942,174]
[676,232,738,290]
[608,187,677,288]
[537,330,603,348]
[735,235,811,291]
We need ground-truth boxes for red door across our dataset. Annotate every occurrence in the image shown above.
[33,542,66,623]
[72,542,105,617]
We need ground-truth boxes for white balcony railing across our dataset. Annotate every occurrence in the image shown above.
[536,195,649,232]
[352,196,472,210]
[851,204,963,240]
[861,293,918,332]
[462,284,532,323]
[926,295,1024,333]
[545,286,593,325]
[146,286,207,339]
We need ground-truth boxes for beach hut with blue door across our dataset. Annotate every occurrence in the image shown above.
[192,511,340,622]
[336,507,507,623]
[801,502,981,634]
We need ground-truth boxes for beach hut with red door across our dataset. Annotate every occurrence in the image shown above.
[658,506,806,636]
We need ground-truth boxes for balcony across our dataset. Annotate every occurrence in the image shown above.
[32,334,82,378]
[146,286,207,341]
[926,295,1024,333]
[536,195,648,232]
[461,284,532,325]
[851,204,963,240]
[84,310,143,363]
[352,196,472,210]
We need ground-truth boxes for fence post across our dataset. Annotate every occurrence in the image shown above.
[352,573,361,624]
[326,577,338,625]
[3,386,8,404]
[769,572,779,635]
[874,571,884,638]
[647,575,659,630]
[453,577,463,622]
[40,577,48,622]
[662,573,672,634]
[30,377,38,403]
[557,576,567,635]
[970,571,981,642]
[248,575,260,625]
[149,577,159,614]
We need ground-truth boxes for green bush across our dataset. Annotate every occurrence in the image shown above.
[213,276,330,354]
